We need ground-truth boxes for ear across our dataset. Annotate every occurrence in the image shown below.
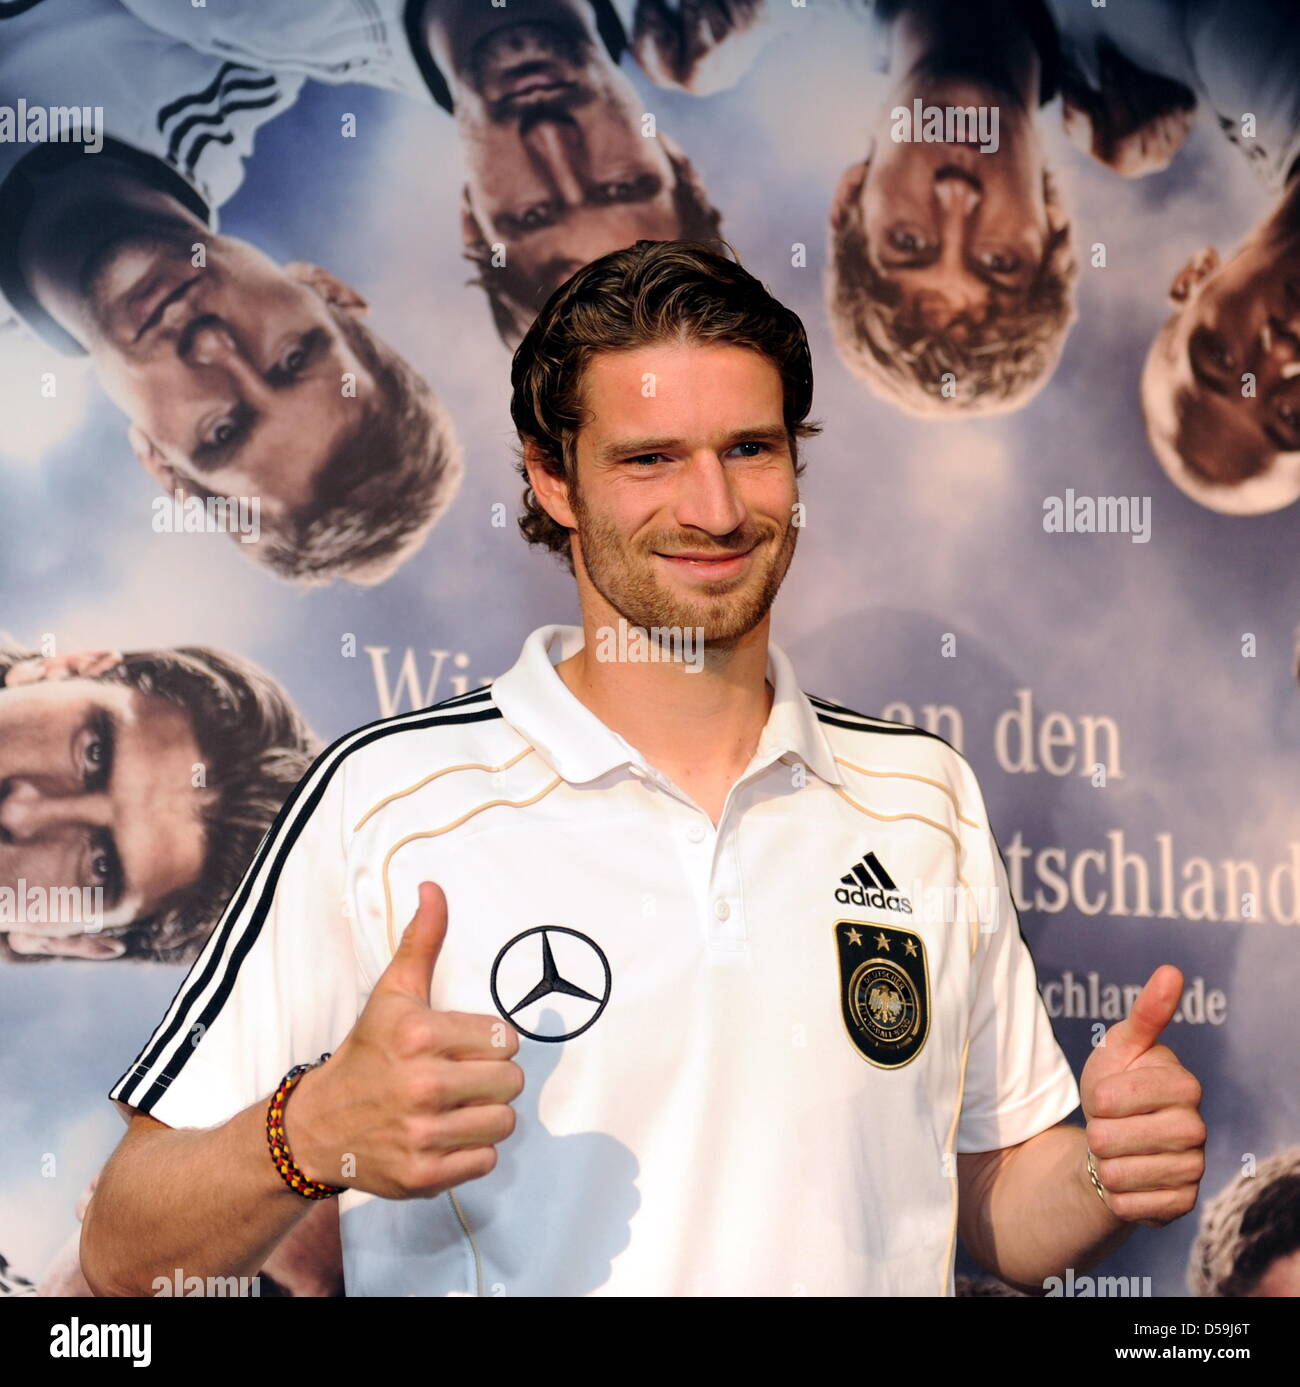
[283,262,368,314]
[1169,247,1219,304]
[830,159,869,232]
[128,424,184,494]
[524,439,577,530]
[4,929,128,960]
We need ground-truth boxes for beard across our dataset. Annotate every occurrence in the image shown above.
[570,481,799,650]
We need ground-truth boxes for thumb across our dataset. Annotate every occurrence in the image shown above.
[1103,964,1183,1070]
[373,881,447,1004]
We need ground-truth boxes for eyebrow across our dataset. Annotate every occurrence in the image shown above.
[89,708,126,909]
[593,424,791,465]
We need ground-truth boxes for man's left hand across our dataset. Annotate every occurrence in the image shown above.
[1079,964,1206,1228]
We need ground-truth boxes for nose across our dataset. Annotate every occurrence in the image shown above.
[934,176,981,220]
[1259,318,1300,375]
[0,780,104,842]
[524,119,585,209]
[674,452,749,537]
[913,180,987,335]
[183,320,270,401]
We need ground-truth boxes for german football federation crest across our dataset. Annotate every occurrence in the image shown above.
[834,920,930,1068]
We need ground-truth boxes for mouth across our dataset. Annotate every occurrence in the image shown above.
[131,273,200,342]
[934,162,983,192]
[654,542,759,580]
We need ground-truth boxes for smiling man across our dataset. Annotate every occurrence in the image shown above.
[87,240,1203,1298]
[1,0,462,585]
[0,642,315,964]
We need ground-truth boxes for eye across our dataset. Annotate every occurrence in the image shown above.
[83,734,105,773]
[89,847,112,884]
[80,714,113,789]
[628,453,667,466]
[520,203,558,230]
[206,416,239,448]
[731,441,770,458]
[977,249,1021,275]
[86,828,123,902]
[278,342,309,376]
[888,226,932,254]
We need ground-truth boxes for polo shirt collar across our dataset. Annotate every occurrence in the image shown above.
[489,624,844,789]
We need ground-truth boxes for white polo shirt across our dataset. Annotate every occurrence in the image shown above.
[109,623,1079,1296]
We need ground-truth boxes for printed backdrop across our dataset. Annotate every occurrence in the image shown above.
[1,0,1297,1297]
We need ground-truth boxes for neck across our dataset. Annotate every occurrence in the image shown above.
[888,0,1039,111]
[555,607,775,788]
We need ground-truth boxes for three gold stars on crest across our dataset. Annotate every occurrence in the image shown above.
[844,926,917,956]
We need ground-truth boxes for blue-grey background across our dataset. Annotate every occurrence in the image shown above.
[1,5,1296,1295]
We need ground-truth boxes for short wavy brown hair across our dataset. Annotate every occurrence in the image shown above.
[0,641,317,965]
[510,238,822,572]
[826,163,1077,417]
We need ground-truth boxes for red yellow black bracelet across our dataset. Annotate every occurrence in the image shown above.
[267,1053,344,1200]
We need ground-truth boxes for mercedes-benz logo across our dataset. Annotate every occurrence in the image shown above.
[489,926,612,1043]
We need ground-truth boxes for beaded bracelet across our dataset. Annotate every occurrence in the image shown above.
[266,1052,345,1200]
[1086,1148,1110,1207]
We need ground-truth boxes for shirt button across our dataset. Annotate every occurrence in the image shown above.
[687,823,705,843]
[714,899,730,921]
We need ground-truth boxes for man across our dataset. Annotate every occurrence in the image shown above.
[825,0,1077,417]
[85,240,1205,1296]
[0,642,316,964]
[1058,0,1300,514]
[118,0,733,348]
[0,0,462,584]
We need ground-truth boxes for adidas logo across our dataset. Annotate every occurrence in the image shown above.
[835,850,913,914]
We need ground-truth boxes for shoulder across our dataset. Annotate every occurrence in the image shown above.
[806,689,962,757]
[805,689,986,812]
[299,685,511,805]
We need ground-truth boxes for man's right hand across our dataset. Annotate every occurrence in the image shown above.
[285,881,523,1200]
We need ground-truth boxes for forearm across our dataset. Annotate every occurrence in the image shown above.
[80,1090,321,1297]
[961,1122,1133,1294]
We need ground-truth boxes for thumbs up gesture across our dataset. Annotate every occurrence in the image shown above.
[285,882,524,1200]
[1079,965,1206,1228]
